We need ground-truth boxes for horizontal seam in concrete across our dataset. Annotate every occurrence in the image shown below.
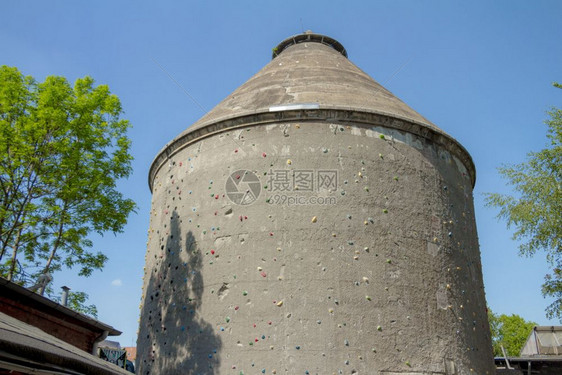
[148,109,476,192]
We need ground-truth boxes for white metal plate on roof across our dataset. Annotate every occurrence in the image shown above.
[269,103,320,112]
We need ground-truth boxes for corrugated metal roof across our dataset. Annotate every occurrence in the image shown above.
[520,326,562,356]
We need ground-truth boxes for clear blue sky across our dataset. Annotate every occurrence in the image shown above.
[2,1,561,347]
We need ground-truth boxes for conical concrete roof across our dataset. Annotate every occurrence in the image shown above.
[184,32,441,134]
[150,32,475,189]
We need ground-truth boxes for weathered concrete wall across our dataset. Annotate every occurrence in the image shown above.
[137,119,494,374]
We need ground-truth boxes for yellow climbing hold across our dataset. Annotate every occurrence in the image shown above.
[311,216,317,223]
[276,300,284,307]
[287,159,292,165]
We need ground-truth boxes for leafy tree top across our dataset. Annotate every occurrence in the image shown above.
[488,309,537,357]
[486,83,562,321]
[0,66,136,305]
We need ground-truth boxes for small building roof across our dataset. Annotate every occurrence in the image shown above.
[520,326,562,356]
[0,277,121,336]
[0,311,131,375]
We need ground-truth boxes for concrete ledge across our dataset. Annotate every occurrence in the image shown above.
[148,108,476,192]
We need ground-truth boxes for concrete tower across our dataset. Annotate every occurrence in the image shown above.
[138,32,494,375]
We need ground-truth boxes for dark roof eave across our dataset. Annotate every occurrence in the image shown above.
[0,277,121,336]
[506,356,562,362]
[0,312,131,375]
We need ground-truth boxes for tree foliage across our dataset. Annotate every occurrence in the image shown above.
[0,66,136,297]
[52,289,98,318]
[488,309,537,357]
[485,83,562,320]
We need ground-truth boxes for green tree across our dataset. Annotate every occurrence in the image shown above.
[0,66,136,305]
[488,309,537,357]
[64,290,98,318]
[485,83,562,320]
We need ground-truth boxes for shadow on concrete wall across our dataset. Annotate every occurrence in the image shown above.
[137,210,222,374]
